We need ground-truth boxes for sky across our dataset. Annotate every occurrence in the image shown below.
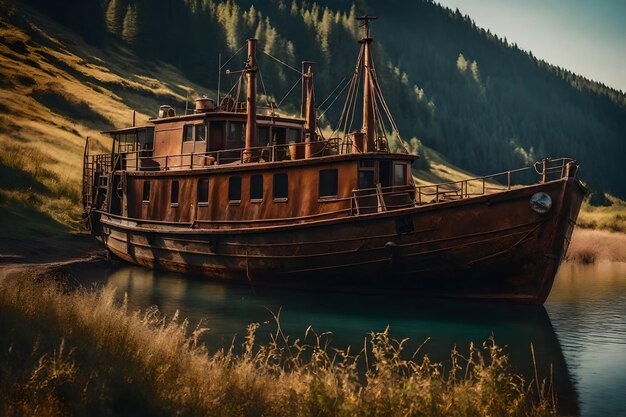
[435,0,626,92]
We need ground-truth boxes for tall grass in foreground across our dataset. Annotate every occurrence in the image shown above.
[0,277,559,417]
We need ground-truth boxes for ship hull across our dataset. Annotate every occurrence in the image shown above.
[98,177,584,304]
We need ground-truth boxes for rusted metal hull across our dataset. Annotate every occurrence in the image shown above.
[98,177,584,304]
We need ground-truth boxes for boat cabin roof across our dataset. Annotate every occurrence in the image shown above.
[102,111,304,135]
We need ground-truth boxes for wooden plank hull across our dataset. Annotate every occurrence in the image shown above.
[98,177,584,304]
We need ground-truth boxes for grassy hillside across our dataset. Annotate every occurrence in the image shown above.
[0,1,209,252]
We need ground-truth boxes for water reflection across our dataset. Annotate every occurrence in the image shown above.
[546,262,626,417]
[100,265,584,416]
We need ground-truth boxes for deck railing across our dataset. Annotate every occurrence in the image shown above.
[350,158,577,215]
[101,139,343,172]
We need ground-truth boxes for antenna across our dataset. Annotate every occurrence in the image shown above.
[356,13,377,39]
[217,53,222,106]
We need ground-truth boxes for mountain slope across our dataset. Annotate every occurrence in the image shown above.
[30,0,622,197]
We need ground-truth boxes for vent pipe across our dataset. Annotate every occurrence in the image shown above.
[244,38,257,163]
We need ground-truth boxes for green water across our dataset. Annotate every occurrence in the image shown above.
[87,262,626,417]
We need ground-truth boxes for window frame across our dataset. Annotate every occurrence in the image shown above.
[358,170,375,190]
[273,172,289,202]
[318,169,339,199]
[250,174,264,202]
[226,121,246,149]
[183,124,194,142]
[194,123,207,142]
[197,178,209,206]
[393,162,408,187]
[228,176,242,204]
[142,180,151,203]
[170,180,179,207]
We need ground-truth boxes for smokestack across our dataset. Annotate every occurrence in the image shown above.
[244,38,257,163]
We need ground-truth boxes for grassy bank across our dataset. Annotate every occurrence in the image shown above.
[576,197,626,234]
[0,275,558,417]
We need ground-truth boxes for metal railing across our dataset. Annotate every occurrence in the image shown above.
[83,153,114,212]
[414,157,575,205]
[105,139,343,172]
[350,158,576,215]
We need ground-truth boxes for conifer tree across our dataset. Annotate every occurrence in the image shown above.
[456,53,468,73]
[105,0,122,35]
[122,5,138,44]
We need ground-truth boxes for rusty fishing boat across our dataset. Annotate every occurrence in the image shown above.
[82,17,585,304]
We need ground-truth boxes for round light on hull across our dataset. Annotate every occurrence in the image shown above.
[530,192,552,213]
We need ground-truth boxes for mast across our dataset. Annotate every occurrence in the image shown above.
[244,38,257,163]
[358,14,377,153]
[304,65,317,159]
[301,60,315,118]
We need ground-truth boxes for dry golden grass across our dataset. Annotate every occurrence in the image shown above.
[577,196,626,234]
[565,228,626,264]
[0,275,559,417]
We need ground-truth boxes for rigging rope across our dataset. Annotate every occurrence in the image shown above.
[318,76,347,110]
[262,51,303,75]
[333,45,364,140]
[370,57,409,153]
[220,43,247,70]
[277,76,303,108]
[258,67,272,109]
[317,77,351,119]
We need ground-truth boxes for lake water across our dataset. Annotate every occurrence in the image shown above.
[83,262,626,417]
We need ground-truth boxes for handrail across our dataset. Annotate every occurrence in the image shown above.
[350,158,576,214]
[88,138,345,172]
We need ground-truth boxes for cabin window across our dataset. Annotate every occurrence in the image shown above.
[358,170,374,189]
[195,124,206,141]
[183,125,194,142]
[272,128,286,145]
[229,176,242,202]
[258,126,270,145]
[273,173,288,200]
[197,178,209,205]
[393,163,407,186]
[209,121,225,151]
[227,122,246,149]
[287,128,300,143]
[360,160,376,168]
[319,169,338,198]
[170,180,179,205]
[250,175,263,201]
[142,181,150,202]
[138,128,154,151]
[379,160,392,187]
